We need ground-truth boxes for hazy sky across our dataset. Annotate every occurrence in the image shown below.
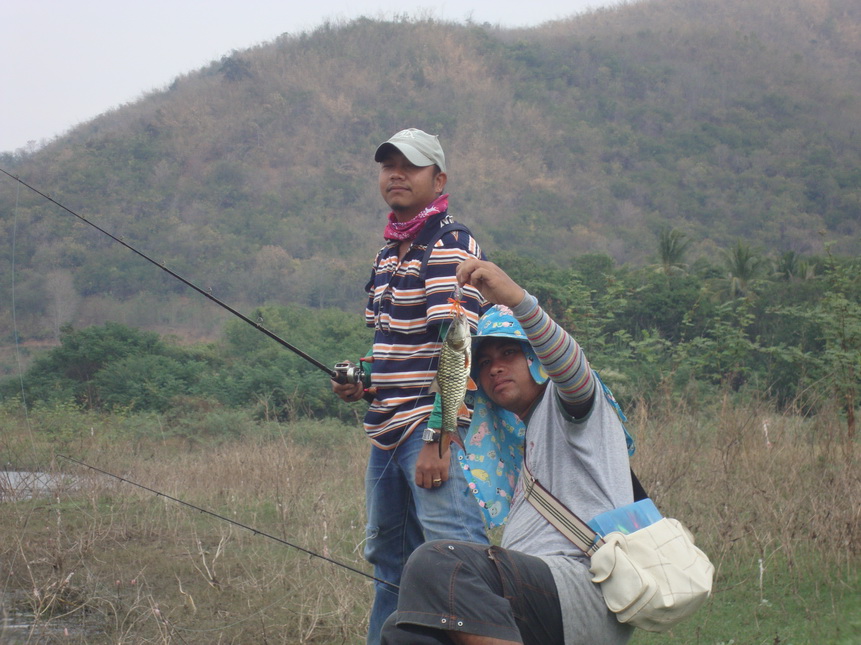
[1,0,616,154]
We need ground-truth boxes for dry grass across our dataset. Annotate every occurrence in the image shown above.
[1,418,372,644]
[1,399,859,644]
[629,395,860,643]
[633,395,860,570]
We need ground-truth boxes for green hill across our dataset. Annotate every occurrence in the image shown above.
[2,0,860,344]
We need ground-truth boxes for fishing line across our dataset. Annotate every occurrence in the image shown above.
[0,167,339,380]
[9,176,36,445]
[58,454,397,590]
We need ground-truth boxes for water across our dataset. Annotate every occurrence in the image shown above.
[0,470,79,501]
[1,598,41,645]
[2,471,92,642]
[1,597,90,643]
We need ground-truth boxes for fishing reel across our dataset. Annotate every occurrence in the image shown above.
[333,360,365,385]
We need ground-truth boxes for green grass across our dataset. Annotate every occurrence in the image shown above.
[634,557,861,644]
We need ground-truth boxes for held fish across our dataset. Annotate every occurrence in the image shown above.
[429,298,477,457]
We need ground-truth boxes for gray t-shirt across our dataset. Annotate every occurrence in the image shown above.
[501,381,634,644]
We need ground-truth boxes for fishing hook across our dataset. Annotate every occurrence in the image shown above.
[0,168,359,383]
[58,454,397,590]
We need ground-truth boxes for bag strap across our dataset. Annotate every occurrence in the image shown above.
[418,221,472,281]
[522,460,604,556]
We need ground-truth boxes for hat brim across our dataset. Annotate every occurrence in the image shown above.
[374,141,436,168]
[471,334,547,385]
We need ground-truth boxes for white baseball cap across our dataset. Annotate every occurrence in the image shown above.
[374,128,446,173]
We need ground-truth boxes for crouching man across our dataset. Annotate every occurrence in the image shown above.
[380,258,635,645]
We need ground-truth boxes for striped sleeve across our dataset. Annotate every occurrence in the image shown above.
[511,291,595,409]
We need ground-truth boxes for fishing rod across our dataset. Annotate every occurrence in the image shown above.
[58,454,396,589]
[0,167,362,384]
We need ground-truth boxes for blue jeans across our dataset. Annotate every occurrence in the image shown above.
[364,426,488,645]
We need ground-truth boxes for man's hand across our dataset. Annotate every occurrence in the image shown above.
[415,441,451,489]
[331,377,365,402]
[456,259,526,308]
[332,356,376,403]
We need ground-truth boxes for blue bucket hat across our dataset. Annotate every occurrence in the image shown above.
[471,305,547,384]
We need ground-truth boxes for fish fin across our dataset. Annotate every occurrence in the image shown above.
[451,432,465,452]
[466,376,478,391]
[439,432,452,458]
[429,378,440,394]
[458,401,471,417]
[439,431,465,458]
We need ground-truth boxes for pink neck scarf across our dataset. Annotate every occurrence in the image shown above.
[383,194,449,241]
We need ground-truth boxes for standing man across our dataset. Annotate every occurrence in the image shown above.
[379,258,635,645]
[333,128,489,645]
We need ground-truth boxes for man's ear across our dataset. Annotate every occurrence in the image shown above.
[435,171,447,194]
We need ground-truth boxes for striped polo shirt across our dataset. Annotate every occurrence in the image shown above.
[364,210,486,448]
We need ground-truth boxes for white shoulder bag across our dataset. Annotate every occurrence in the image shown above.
[523,461,714,633]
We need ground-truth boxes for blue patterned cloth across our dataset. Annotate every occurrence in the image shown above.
[461,305,548,527]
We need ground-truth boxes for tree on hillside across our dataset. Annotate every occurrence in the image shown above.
[722,240,769,298]
[44,270,79,341]
[811,252,860,448]
[768,251,861,449]
[775,250,814,282]
[219,53,253,82]
[657,227,690,275]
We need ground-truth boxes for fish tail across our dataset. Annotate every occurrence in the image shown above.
[439,432,452,458]
[439,430,464,458]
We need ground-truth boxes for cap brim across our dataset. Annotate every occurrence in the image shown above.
[374,141,435,167]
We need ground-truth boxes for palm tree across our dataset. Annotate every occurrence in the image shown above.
[657,227,690,275]
[775,250,814,281]
[722,240,768,298]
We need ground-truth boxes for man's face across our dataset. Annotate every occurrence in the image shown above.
[378,149,446,222]
[475,339,545,418]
